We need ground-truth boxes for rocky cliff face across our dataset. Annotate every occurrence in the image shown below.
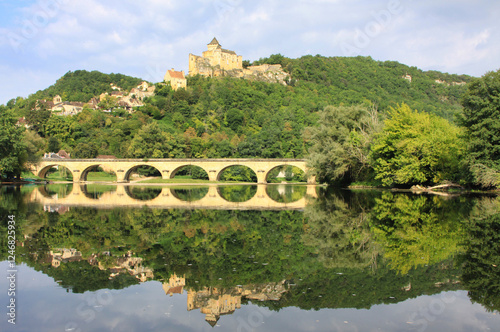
[225,64,290,85]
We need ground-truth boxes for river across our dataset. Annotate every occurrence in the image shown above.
[0,184,499,331]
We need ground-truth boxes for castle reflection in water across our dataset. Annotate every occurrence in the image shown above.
[45,247,287,327]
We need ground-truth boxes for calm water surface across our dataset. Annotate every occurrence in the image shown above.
[1,184,499,332]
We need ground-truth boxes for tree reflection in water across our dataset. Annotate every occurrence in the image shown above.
[39,184,73,199]
[303,189,379,269]
[370,192,471,274]
[80,184,116,199]
[1,186,499,323]
[460,196,500,312]
[170,187,209,202]
[266,184,307,203]
[125,186,162,200]
[217,185,257,202]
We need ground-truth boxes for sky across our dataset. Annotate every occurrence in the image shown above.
[0,0,499,105]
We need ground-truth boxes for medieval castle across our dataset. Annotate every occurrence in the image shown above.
[165,37,289,88]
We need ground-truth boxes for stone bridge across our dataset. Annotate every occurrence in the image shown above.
[31,184,318,211]
[34,158,315,184]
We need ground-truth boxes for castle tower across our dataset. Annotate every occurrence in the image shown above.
[207,37,221,52]
[189,38,243,77]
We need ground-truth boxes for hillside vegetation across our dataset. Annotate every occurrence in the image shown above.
[25,70,143,104]
[3,54,487,186]
[6,55,470,157]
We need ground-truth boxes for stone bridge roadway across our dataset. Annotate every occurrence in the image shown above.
[34,158,316,184]
[31,184,319,211]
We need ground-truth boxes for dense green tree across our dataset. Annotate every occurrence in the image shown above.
[44,116,74,143]
[72,142,99,158]
[127,122,172,158]
[98,95,118,110]
[47,136,60,153]
[306,105,381,184]
[0,107,27,179]
[24,130,47,165]
[154,83,173,97]
[25,107,51,136]
[461,69,500,188]
[370,104,465,186]
[225,108,244,132]
[219,166,257,182]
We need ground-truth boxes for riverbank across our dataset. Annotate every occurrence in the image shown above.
[1,179,49,185]
[347,184,499,195]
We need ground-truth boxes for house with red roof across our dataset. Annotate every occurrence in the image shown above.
[164,68,187,90]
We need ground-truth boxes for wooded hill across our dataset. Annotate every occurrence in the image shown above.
[5,55,472,161]
[25,70,144,104]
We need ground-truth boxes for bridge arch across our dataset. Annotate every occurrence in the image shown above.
[216,165,258,183]
[266,164,306,183]
[124,164,163,182]
[80,164,117,182]
[169,164,209,180]
[37,164,74,181]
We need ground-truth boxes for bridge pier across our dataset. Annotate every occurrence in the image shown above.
[255,185,267,198]
[115,169,128,183]
[306,185,318,198]
[256,171,267,184]
[307,175,316,184]
[208,170,218,182]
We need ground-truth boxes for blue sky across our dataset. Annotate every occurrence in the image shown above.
[1,0,499,105]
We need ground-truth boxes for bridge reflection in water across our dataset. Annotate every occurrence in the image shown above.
[31,184,319,210]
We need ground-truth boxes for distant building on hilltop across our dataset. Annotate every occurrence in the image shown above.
[137,81,151,91]
[164,69,187,90]
[36,94,84,116]
[53,95,62,104]
[52,102,84,116]
[16,117,30,128]
[189,37,243,77]
[402,73,412,83]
